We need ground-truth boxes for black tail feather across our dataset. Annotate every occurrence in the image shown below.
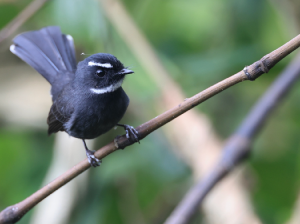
[63,34,77,70]
[10,26,77,85]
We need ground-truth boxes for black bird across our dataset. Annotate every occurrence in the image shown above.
[10,26,139,167]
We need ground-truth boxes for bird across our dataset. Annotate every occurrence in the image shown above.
[10,26,139,167]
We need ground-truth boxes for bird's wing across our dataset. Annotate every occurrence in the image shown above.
[47,99,74,135]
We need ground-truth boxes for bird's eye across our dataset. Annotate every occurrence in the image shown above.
[95,69,105,77]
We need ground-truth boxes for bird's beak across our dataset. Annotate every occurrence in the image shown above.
[118,68,134,75]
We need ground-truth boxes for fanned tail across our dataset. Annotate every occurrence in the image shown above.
[10,26,77,99]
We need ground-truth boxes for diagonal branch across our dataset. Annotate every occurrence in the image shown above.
[164,51,300,224]
[0,0,50,44]
[100,1,261,223]
[0,33,300,223]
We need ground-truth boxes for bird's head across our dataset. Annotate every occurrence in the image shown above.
[75,53,133,94]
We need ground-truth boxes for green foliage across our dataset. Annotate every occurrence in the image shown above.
[0,0,300,223]
[0,129,53,223]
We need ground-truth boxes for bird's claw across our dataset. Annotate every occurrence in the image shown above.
[122,124,140,143]
[86,150,102,167]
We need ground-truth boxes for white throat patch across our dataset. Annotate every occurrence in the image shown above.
[90,79,123,94]
[88,61,113,68]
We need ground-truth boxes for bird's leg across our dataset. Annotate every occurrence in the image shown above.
[82,139,101,167]
[117,124,140,143]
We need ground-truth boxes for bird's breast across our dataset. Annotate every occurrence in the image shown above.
[66,87,129,139]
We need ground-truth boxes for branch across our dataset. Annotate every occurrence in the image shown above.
[0,35,300,224]
[0,0,50,44]
[164,51,300,224]
[101,1,262,223]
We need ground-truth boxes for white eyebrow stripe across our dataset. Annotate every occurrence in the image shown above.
[88,61,113,68]
[90,79,123,94]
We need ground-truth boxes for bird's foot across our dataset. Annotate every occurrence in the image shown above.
[117,124,140,143]
[82,139,101,167]
[86,149,102,167]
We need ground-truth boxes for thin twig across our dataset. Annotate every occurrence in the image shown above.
[0,0,50,44]
[101,1,262,223]
[164,52,300,224]
[0,34,300,224]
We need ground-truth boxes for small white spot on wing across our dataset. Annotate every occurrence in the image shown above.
[88,61,113,68]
